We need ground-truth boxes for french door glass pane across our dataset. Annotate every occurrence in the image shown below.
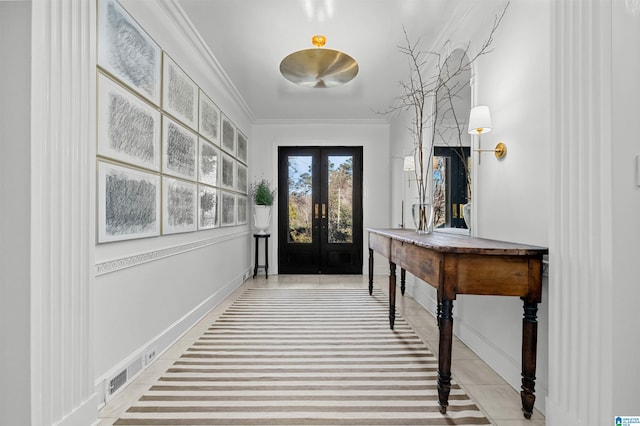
[433,155,448,229]
[328,155,353,243]
[287,155,313,243]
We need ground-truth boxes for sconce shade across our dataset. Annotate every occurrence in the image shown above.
[403,156,415,171]
[468,105,492,134]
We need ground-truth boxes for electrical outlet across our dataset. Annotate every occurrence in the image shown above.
[144,348,157,366]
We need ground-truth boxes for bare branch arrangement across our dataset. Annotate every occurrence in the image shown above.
[382,3,509,230]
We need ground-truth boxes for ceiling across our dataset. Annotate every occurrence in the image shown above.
[176,0,467,122]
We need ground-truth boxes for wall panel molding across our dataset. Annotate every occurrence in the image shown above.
[95,231,250,276]
[548,1,613,424]
[30,1,98,424]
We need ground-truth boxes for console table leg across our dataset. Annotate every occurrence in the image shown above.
[521,300,538,419]
[400,268,406,296]
[437,299,453,414]
[389,262,396,330]
[368,248,374,296]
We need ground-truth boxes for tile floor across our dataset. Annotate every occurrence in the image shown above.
[98,274,545,426]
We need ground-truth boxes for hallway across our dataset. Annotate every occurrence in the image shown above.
[98,275,544,425]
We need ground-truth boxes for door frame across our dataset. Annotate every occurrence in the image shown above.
[276,146,363,274]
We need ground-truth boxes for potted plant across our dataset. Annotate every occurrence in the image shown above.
[250,178,277,234]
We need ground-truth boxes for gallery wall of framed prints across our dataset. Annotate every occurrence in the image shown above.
[96,0,249,243]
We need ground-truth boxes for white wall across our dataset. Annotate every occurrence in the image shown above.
[94,0,253,403]
[250,121,391,274]
[0,2,32,424]
[458,0,550,414]
[611,0,640,414]
[389,0,551,414]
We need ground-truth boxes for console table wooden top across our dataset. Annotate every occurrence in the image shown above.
[367,228,548,419]
[368,228,547,255]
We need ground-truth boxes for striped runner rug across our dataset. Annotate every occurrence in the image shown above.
[115,288,490,425]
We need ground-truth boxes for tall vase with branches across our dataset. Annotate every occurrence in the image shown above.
[384,4,508,233]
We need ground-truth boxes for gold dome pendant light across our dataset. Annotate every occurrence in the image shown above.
[279,35,359,88]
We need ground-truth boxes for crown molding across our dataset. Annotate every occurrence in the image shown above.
[155,0,255,123]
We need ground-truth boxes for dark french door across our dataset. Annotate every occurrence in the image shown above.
[433,146,470,229]
[278,147,363,274]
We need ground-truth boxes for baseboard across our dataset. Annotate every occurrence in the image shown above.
[95,270,247,408]
[53,393,99,426]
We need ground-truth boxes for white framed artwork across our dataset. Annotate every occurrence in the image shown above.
[237,130,248,164]
[162,53,198,129]
[97,73,161,171]
[221,191,236,227]
[97,161,161,243]
[98,0,161,105]
[162,116,197,181]
[162,176,197,234]
[236,195,248,225]
[199,138,219,186]
[236,162,248,194]
[198,184,218,230]
[221,152,235,189]
[221,114,236,155]
[199,90,220,144]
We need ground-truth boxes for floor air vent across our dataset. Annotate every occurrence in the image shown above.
[109,368,127,395]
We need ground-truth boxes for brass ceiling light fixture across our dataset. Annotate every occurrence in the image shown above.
[279,35,359,88]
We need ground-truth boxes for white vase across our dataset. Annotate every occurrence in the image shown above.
[253,205,272,234]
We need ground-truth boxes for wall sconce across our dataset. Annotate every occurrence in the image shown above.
[468,105,506,163]
[403,155,415,171]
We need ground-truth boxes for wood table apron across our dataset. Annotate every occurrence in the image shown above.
[367,228,547,419]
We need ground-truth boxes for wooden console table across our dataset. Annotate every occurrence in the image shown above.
[367,228,548,419]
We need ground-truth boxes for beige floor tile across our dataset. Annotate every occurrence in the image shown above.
[451,358,510,386]
[427,337,481,360]
[96,418,118,426]
[494,420,545,426]
[465,384,545,421]
[133,358,174,384]
[99,383,150,418]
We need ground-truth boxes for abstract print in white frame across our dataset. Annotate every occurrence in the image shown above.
[236,195,248,225]
[236,162,248,194]
[163,53,198,130]
[162,116,197,181]
[98,161,160,243]
[198,185,218,230]
[221,152,235,189]
[237,131,248,164]
[98,73,161,171]
[199,90,220,144]
[199,138,218,186]
[98,0,161,105]
[221,114,236,155]
[162,176,197,234]
[221,191,236,227]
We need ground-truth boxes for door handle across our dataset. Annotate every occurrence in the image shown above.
[315,204,319,219]
[322,204,326,219]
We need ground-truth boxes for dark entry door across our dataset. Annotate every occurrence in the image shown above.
[434,146,470,229]
[278,146,363,274]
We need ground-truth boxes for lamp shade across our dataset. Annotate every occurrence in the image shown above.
[468,105,492,134]
[403,156,415,171]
